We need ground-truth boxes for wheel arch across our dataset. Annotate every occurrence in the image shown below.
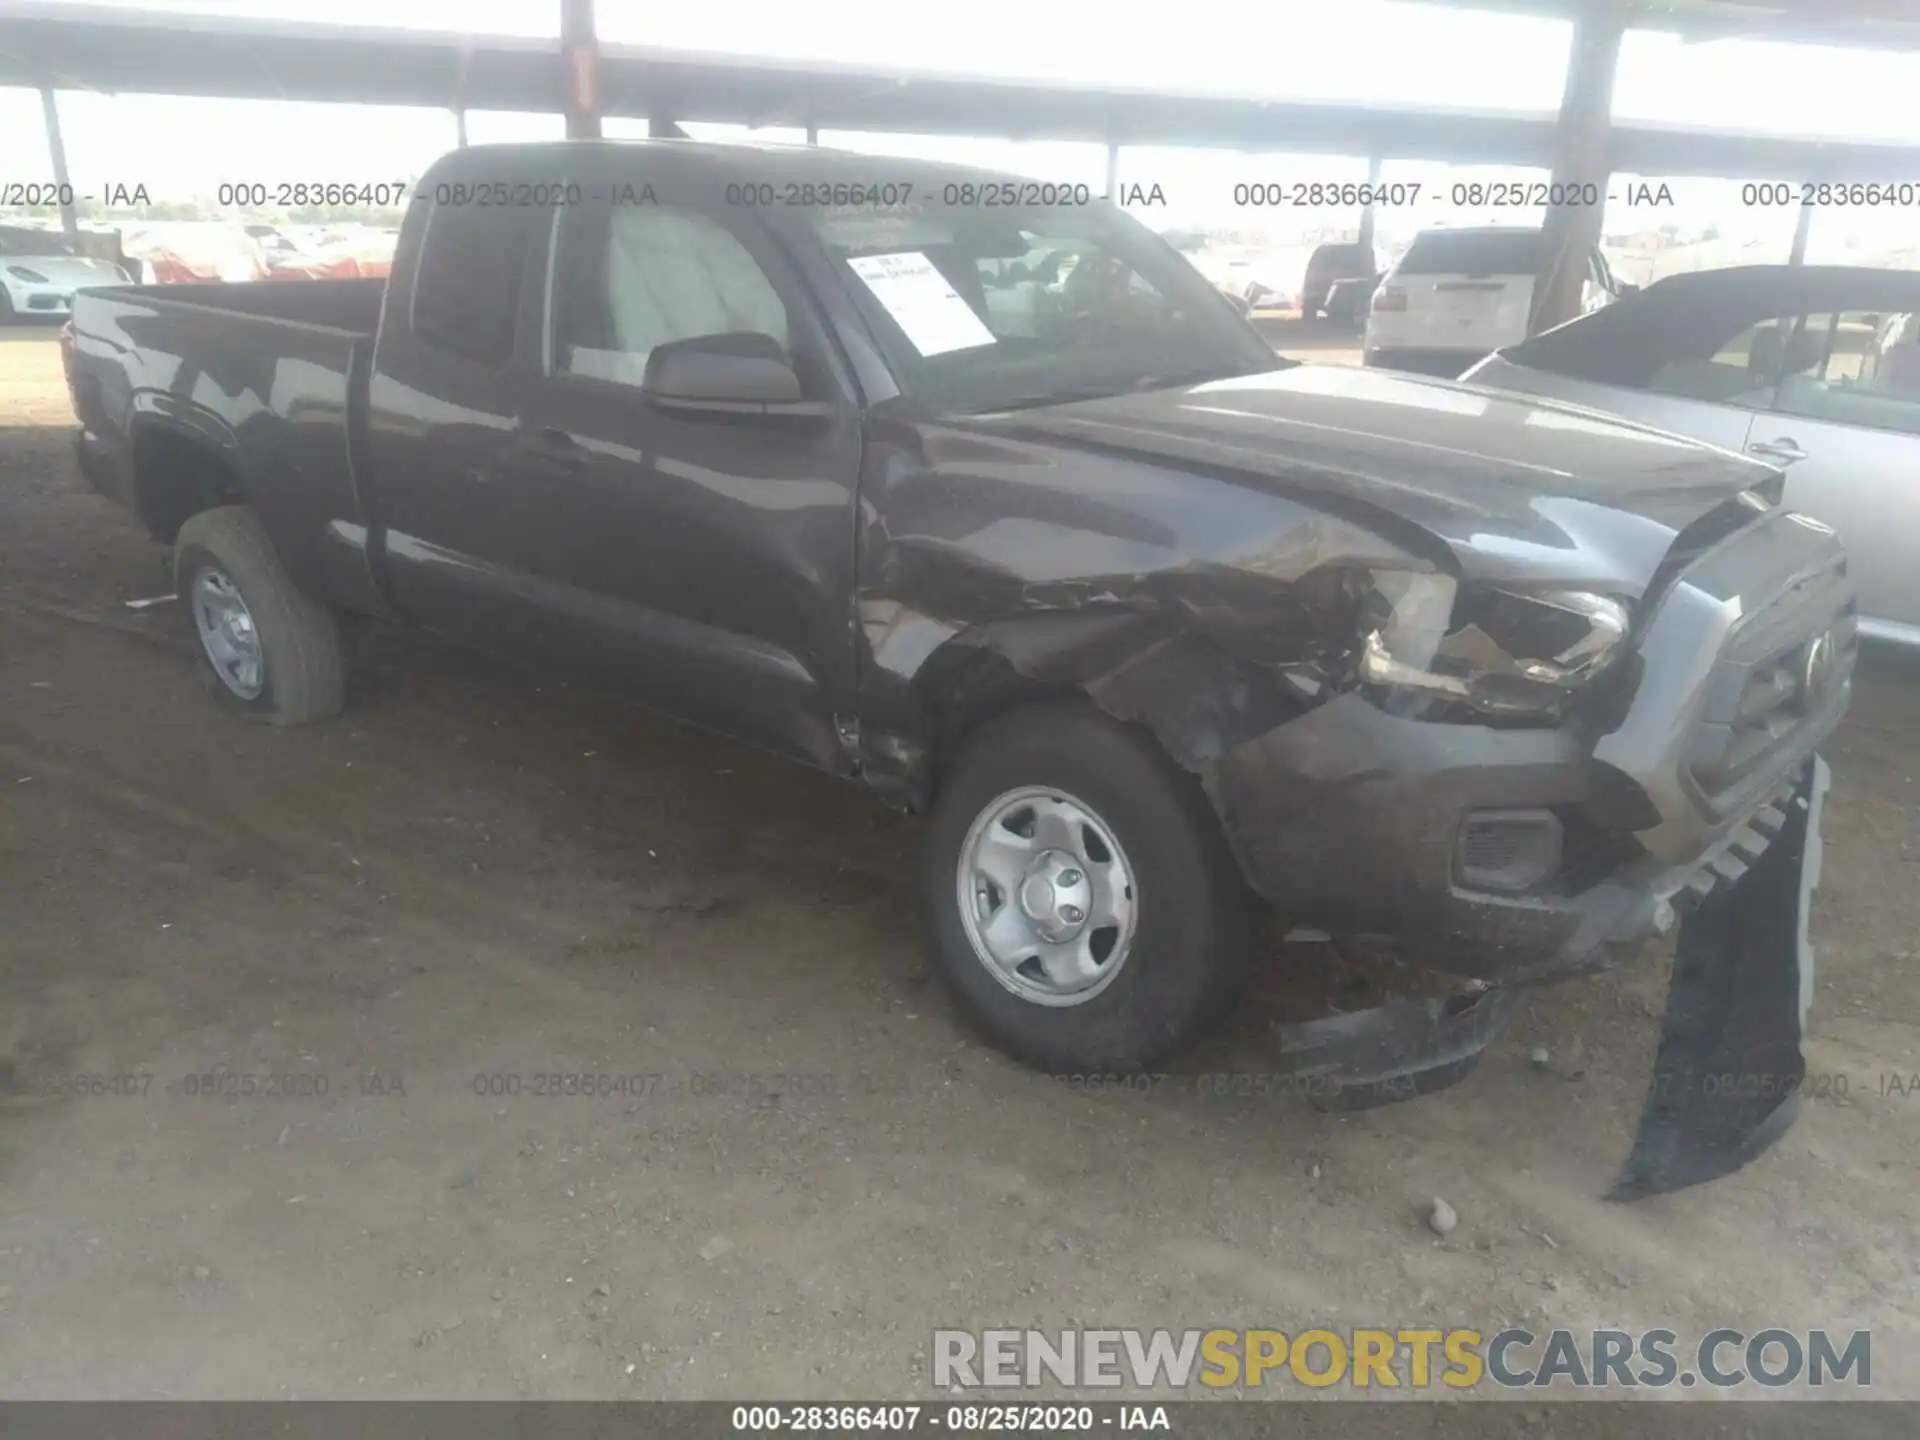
[128,404,247,544]
[871,606,1304,824]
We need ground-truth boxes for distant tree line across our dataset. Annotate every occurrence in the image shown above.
[53,198,411,227]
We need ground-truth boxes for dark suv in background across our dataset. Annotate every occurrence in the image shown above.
[1300,241,1381,320]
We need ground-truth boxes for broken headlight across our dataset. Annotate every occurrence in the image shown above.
[1355,571,1630,720]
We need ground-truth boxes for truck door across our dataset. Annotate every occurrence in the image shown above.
[503,188,864,773]
[361,188,549,648]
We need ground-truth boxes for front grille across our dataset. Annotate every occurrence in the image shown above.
[1686,562,1856,809]
[1592,506,1855,866]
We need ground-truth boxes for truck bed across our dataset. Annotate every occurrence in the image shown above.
[68,278,385,608]
[97,277,386,334]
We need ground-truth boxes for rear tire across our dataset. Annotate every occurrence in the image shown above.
[174,505,344,726]
[917,702,1255,1073]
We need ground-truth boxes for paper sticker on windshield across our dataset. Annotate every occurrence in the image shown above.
[847,251,996,357]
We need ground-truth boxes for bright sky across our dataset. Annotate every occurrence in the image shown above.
[4,0,1919,251]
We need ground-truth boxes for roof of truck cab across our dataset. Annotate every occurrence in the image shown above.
[432,138,1069,188]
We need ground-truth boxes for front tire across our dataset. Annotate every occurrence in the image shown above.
[917,702,1255,1072]
[174,505,344,725]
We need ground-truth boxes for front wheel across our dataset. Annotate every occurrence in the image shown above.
[917,703,1255,1073]
[174,505,344,725]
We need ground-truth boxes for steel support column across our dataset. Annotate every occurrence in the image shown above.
[1788,194,1815,264]
[453,40,471,147]
[1105,140,1120,199]
[806,121,819,146]
[1528,0,1625,335]
[1358,153,1383,254]
[561,0,601,139]
[39,87,80,241]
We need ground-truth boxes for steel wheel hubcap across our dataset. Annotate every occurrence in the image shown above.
[191,567,264,700]
[956,786,1138,1007]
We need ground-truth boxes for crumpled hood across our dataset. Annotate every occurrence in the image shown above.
[974,364,1777,595]
[3,254,123,288]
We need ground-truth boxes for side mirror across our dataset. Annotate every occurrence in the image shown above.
[642,332,829,421]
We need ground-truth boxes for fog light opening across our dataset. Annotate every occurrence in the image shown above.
[1454,810,1564,895]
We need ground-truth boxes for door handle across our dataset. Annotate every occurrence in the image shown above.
[1747,436,1806,465]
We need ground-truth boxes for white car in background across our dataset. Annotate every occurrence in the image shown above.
[1217,256,1299,312]
[243,222,301,262]
[1364,225,1627,376]
[0,226,129,320]
[1465,263,1920,647]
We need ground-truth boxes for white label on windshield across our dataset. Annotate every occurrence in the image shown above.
[847,251,997,357]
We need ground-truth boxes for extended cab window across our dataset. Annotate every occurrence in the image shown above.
[412,198,538,365]
[551,204,790,388]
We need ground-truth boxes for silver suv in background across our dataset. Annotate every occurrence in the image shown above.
[1465,264,1920,648]
[1364,225,1626,376]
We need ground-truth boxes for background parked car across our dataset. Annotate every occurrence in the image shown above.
[1323,271,1385,332]
[1364,225,1627,376]
[1464,263,1920,647]
[1217,256,1296,312]
[119,222,272,284]
[0,225,131,320]
[1299,241,1380,319]
[242,222,300,263]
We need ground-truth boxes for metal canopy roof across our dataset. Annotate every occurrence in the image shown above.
[1444,0,1920,53]
[1,1,1917,178]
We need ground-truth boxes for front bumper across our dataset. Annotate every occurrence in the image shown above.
[1212,693,1692,982]
[2,282,77,315]
[1268,754,1832,1199]
[1224,505,1852,1196]
[1213,507,1856,986]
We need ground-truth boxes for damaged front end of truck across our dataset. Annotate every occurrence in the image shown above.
[854,394,1856,1198]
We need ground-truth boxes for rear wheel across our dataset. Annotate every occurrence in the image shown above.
[917,703,1255,1072]
[174,506,344,725]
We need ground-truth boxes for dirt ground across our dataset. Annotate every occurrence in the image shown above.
[1,324,1915,1402]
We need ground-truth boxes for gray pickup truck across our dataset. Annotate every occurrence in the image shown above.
[65,140,1855,1195]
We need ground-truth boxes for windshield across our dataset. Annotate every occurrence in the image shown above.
[808,197,1280,413]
